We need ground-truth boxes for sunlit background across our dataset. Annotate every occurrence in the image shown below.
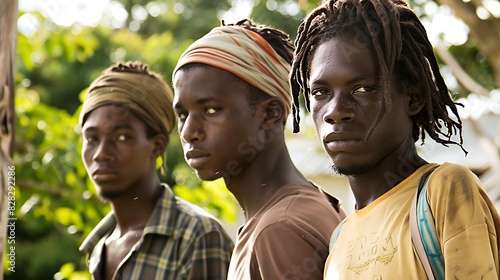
[7,0,500,279]
[18,0,500,116]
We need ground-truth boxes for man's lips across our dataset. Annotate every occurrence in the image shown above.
[92,169,119,182]
[324,131,362,142]
[185,149,211,159]
[185,149,211,168]
[323,131,362,151]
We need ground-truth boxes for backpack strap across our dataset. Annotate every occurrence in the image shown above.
[410,167,444,280]
[329,218,347,251]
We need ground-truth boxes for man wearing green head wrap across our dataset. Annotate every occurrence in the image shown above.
[78,61,233,280]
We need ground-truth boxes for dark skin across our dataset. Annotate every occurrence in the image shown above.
[173,65,310,220]
[308,36,427,209]
[81,105,167,280]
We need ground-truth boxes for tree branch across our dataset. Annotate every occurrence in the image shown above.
[438,0,500,85]
[435,43,491,97]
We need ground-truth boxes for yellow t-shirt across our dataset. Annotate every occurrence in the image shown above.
[324,162,500,279]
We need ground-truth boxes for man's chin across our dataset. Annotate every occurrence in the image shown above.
[195,169,227,182]
[330,162,372,176]
[97,190,124,202]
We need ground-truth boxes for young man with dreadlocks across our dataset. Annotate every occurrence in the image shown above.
[172,19,346,279]
[78,61,234,280]
[290,0,500,279]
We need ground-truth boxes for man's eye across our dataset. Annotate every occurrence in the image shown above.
[117,134,130,141]
[353,86,376,94]
[310,89,329,97]
[84,135,98,143]
[206,107,220,115]
[177,112,187,121]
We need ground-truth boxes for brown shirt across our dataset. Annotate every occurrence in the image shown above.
[227,184,346,279]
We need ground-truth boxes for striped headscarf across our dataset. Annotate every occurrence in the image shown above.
[79,61,175,174]
[173,25,292,116]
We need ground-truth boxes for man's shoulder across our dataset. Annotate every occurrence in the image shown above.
[274,184,342,214]
[170,196,228,233]
[254,184,343,232]
[159,184,224,229]
[426,162,478,186]
[434,162,474,176]
[426,162,482,196]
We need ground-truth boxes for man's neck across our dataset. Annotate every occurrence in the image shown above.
[110,179,163,235]
[348,145,427,209]
[226,143,310,221]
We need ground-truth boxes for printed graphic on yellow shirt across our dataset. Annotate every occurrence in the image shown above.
[346,234,398,275]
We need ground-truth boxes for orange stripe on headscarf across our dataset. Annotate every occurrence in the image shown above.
[173,26,292,117]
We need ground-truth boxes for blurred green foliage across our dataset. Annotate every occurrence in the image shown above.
[7,0,495,279]
[10,2,243,279]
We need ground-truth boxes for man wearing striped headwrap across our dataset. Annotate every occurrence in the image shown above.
[78,61,233,280]
[172,19,346,279]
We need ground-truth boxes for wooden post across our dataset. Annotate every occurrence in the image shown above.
[0,0,18,278]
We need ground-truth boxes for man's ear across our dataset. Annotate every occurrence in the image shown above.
[260,97,286,130]
[406,83,425,116]
[151,134,168,159]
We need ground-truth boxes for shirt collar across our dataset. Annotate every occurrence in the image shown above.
[79,184,177,254]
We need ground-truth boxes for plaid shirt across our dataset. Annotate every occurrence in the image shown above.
[80,185,234,280]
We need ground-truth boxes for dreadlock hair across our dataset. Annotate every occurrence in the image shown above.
[106,61,160,78]
[290,0,465,152]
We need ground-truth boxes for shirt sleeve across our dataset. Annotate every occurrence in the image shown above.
[429,163,500,279]
[183,229,234,280]
[251,221,329,280]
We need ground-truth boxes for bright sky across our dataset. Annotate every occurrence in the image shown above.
[19,0,109,27]
[18,0,254,34]
[20,0,500,45]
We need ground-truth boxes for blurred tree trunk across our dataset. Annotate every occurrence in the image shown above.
[436,0,500,206]
[438,0,500,86]
[0,0,18,278]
